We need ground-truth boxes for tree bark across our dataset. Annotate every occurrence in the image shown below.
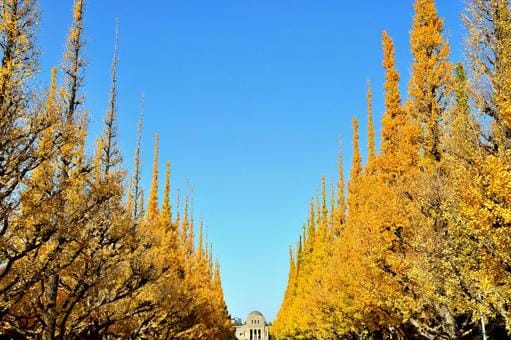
[42,274,58,340]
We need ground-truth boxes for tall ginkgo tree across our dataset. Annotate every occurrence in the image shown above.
[275,0,511,338]
[0,0,233,338]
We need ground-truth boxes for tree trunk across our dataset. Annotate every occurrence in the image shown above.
[42,274,58,340]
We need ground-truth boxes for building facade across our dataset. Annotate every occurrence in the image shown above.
[234,311,271,340]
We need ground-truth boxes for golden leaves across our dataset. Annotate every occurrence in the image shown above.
[275,0,511,338]
[0,0,232,338]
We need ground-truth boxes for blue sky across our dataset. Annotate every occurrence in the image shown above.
[38,0,465,321]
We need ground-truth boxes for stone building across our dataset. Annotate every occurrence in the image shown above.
[234,311,271,340]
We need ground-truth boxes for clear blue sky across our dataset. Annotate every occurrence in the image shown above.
[38,0,465,321]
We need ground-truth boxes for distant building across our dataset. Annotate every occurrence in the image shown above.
[232,317,243,326]
[234,311,271,340]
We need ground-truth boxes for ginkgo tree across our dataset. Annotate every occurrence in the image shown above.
[274,0,511,339]
[0,0,233,339]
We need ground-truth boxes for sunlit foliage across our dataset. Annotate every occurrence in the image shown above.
[274,0,511,338]
[0,0,232,338]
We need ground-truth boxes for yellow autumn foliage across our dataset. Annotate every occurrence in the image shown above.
[274,0,511,338]
[0,0,232,338]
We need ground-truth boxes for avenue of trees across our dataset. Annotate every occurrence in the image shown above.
[0,0,232,338]
[274,0,511,338]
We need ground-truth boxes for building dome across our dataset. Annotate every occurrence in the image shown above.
[246,311,266,326]
[248,311,263,317]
